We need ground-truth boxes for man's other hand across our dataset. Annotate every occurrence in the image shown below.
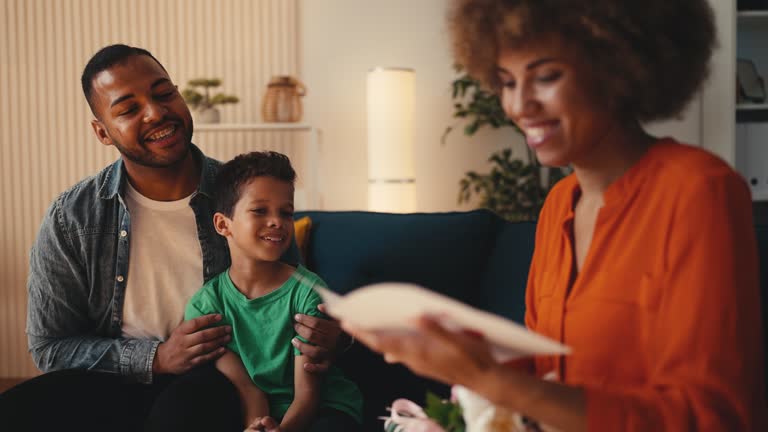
[152,314,231,375]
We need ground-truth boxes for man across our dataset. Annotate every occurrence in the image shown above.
[0,44,343,431]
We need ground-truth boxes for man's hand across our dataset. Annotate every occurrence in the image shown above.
[153,314,231,375]
[291,303,345,373]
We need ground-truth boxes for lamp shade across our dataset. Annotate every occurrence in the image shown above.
[366,67,416,213]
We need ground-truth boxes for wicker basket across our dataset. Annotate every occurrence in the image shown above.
[261,76,306,122]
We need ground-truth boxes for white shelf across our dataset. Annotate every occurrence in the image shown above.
[751,188,768,202]
[195,123,313,132]
[193,122,323,209]
[738,10,768,19]
[737,103,768,110]
[739,10,768,27]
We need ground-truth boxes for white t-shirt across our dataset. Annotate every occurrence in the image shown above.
[121,182,204,340]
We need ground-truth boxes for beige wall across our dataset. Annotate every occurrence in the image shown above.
[0,0,301,378]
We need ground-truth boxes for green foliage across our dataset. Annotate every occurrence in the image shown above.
[446,67,568,221]
[181,89,203,106]
[423,391,465,432]
[187,78,222,87]
[443,71,516,142]
[459,148,567,222]
[210,94,240,105]
[182,77,239,109]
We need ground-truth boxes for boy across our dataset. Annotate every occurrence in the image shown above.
[184,151,362,431]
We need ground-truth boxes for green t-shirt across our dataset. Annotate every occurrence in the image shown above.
[184,265,362,423]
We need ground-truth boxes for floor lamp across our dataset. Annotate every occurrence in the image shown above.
[366,67,416,213]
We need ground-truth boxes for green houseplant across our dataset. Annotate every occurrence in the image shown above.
[446,68,567,222]
[181,78,239,124]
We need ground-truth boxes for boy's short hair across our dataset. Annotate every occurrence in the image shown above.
[214,151,297,217]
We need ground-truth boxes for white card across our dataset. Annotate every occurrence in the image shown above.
[315,282,570,361]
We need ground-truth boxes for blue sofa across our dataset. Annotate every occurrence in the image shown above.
[295,209,768,431]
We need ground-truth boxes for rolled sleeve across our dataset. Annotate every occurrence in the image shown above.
[120,338,161,384]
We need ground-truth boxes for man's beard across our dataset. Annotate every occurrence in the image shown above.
[112,128,192,169]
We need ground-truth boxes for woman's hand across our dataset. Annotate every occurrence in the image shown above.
[344,315,587,431]
[341,314,498,387]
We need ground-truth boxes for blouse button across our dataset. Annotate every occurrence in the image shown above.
[116,275,124,282]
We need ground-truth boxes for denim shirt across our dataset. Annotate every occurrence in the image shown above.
[26,145,231,384]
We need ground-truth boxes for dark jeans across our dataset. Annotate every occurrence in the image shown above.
[306,407,361,432]
[0,364,242,432]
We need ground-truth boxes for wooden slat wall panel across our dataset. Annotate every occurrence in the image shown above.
[0,0,300,377]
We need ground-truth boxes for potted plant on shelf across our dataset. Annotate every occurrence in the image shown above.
[181,78,239,124]
[445,66,568,222]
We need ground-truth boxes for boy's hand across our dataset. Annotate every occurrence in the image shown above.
[152,314,231,375]
[292,304,346,373]
[245,416,281,432]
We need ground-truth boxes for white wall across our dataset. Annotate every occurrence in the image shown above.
[702,0,736,165]
[301,0,524,212]
[644,98,702,146]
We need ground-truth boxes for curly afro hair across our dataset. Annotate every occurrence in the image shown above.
[448,0,716,123]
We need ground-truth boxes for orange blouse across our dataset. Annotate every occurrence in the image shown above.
[526,139,766,430]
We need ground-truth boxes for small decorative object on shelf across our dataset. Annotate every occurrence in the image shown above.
[262,76,306,122]
[182,78,239,124]
[737,59,766,104]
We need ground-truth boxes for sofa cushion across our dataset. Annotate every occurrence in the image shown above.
[476,221,537,324]
[295,210,500,302]
[293,216,312,263]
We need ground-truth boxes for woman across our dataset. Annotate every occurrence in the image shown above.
[343,1,767,430]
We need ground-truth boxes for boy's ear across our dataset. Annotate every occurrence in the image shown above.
[213,212,231,237]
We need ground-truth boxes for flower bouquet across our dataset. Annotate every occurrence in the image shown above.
[382,386,542,432]
[383,391,464,432]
